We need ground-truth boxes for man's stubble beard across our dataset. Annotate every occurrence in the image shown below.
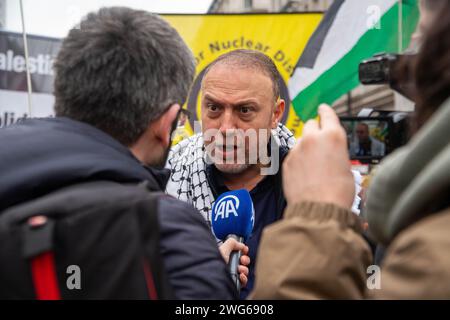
[151,114,180,170]
[214,162,252,174]
[207,129,271,175]
[153,145,171,169]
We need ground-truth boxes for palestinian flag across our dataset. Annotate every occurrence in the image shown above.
[289,0,419,121]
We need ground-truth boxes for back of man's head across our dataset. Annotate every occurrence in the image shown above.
[54,7,195,146]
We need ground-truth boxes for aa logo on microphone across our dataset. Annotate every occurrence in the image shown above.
[214,195,240,221]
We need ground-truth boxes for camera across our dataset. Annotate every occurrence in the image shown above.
[359,53,400,85]
[359,52,417,102]
[339,52,416,167]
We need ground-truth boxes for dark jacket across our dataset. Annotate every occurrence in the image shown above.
[0,117,236,299]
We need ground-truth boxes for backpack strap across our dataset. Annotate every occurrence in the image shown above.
[142,258,158,300]
[23,215,61,300]
[30,251,61,300]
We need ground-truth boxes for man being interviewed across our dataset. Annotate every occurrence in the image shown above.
[166,50,295,298]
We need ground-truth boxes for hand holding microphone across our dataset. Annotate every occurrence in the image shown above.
[212,189,254,294]
[219,238,250,287]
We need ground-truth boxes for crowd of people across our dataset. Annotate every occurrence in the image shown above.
[0,0,449,299]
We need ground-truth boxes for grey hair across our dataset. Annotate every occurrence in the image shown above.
[202,49,280,101]
[54,7,195,146]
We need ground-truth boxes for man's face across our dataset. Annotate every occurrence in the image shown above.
[201,64,283,174]
[356,124,370,143]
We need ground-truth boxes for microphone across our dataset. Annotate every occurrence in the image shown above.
[211,189,254,293]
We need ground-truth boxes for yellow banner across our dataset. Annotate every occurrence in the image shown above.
[163,14,322,140]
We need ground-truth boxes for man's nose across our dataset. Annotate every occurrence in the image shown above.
[219,109,237,134]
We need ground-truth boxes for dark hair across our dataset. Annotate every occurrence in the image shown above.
[411,0,450,132]
[202,49,281,101]
[53,7,195,146]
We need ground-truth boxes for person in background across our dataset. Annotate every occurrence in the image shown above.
[349,123,385,157]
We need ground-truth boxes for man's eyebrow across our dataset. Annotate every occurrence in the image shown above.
[203,94,258,107]
[203,94,221,105]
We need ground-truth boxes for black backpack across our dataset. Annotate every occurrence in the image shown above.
[0,181,173,299]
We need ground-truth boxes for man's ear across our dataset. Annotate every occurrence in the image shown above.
[153,104,180,147]
[272,99,285,129]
